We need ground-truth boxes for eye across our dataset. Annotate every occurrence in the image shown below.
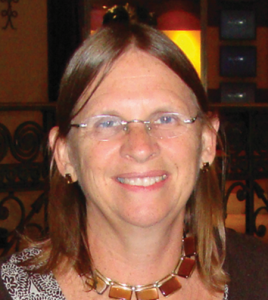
[93,116,121,129]
[154,113,180,125]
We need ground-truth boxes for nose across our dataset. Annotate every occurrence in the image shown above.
[120,123,160,163]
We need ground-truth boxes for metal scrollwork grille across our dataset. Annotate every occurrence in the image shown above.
[1,0,19,30]
[0,103,55,256]
[220,107,268,238]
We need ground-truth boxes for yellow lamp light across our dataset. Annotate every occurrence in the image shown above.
[163,30,201,77]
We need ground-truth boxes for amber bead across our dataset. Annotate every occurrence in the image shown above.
[136,287,159,300]
[109,285,132,300]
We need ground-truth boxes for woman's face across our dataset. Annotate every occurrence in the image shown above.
[54,49,218,229]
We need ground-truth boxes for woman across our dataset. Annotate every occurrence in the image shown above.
[1,6,268,300]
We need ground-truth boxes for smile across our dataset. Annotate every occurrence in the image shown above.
[117,175,167,187]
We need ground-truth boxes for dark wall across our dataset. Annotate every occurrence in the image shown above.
[47,0,83,102]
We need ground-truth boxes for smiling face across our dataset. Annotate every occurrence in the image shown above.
[53,49,218,229]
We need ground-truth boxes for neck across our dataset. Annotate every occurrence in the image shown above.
[87,211,185,285]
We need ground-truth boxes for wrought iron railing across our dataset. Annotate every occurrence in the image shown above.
[218,105,268,237]
[0,102,55,256]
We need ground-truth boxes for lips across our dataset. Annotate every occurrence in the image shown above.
[117,174,167,187]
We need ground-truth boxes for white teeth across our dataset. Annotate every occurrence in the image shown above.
[117,175,167,187]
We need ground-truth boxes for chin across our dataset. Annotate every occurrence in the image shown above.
[119,207,175,228]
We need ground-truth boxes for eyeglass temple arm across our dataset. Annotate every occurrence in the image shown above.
[184,116,198,124]
[70,123,87,128]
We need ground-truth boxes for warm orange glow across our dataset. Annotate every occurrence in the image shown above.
[163,30,201,77]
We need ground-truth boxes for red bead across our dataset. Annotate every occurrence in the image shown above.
[158,275,182,297]
[177,257,196,278]
[184,237,196,257]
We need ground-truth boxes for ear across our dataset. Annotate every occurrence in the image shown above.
[200,117,220,167]
[49,126,78,182]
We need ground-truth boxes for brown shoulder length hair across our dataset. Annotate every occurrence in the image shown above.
[33,21,228,292]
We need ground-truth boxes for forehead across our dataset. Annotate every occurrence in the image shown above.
[77,49,198,117]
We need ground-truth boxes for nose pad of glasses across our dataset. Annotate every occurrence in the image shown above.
[126,122,152,136]
[146,124,152,131]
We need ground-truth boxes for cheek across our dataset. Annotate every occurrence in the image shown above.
[71,140,119,181]
[167,136,202,189]
[164,132,202,164]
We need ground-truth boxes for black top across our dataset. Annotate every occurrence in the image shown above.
[224,229,268,299]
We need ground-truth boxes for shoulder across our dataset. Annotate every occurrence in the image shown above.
[225,229,268,299]
[0,248,65,300]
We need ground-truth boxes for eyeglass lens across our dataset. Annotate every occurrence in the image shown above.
[80,113,197,141]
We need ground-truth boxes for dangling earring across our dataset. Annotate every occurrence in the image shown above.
[201,162,209,173]
[65,173,73,184]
